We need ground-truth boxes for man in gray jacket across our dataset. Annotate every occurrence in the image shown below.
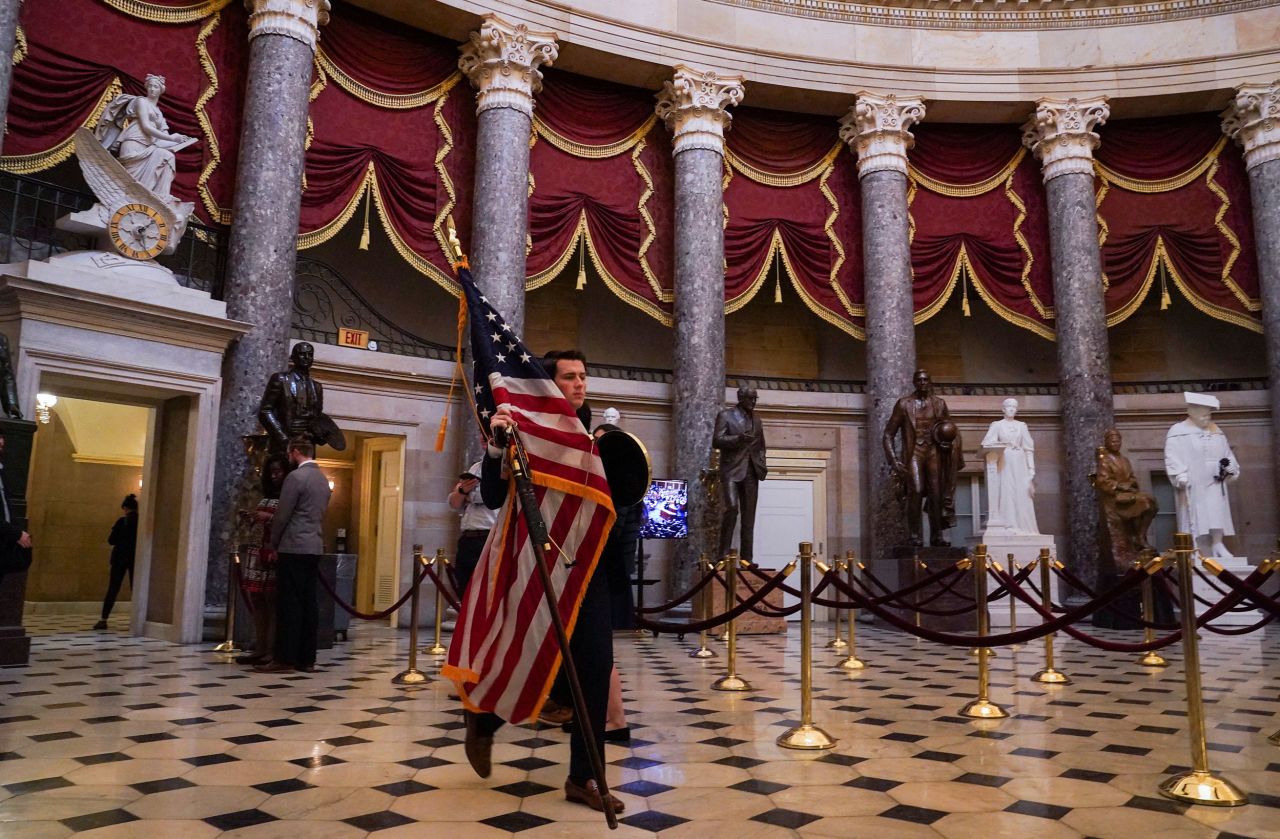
[257,438,331,673]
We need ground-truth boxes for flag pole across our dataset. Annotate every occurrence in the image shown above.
[503,425,618,830]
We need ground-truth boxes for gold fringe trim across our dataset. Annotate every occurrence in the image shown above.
[1163,242,1264,333]
[1,77,121,174]
[726,228,780,315]
[525,208,580,291]
[1104,235,1162,328]
[963,248,1057,341]
[725,142,842,187]
[631,134,672,303]
[102,0,231,23]
[367,167,459,294]
[819,159,862,318]
[431,87,458,271]
[1205,153,1261,312]
[1094,138,1225,193]
[532,113,656,159]
[906,178,917,247]
[909,147,1025,197]
[1095,178,1111,288]
[296,161,374,250]
[582,215,673,325]
[12,24,25,66]
[1004,170,1051,320]
[194,10,231,224]
[315,48,458,109]
[776,239,865,339]
[912,243,960,325]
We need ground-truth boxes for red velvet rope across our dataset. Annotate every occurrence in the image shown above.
[633,566,797,633]
[635,568,718,614]
[847,564,983,617]
[423,563,462,611]
[319,560,429,621]
[727,569,804,618]
[1207,566,1280,620]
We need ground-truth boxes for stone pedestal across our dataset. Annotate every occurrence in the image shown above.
[1022,97,1113,602]
[1189,556,1260,627]
[0,418,34,664]
[972,532,1059,628]
[881,545,971,633]
[209,3,329,609]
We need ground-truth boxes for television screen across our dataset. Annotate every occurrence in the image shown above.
[639,479,688,540]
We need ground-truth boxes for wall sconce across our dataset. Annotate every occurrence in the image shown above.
[35,392,57,425]
[328,480,335,491]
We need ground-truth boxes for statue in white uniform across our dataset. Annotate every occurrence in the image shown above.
[981,397,1040,535]
[1164,392,1239,558]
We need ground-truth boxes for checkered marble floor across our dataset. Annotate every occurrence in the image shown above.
[2,616,1279,838]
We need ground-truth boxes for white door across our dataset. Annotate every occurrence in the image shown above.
[372,446,404,625]
[753,478,815,617]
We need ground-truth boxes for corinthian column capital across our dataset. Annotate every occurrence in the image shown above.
[1021,96,1110,183]
[655,65,745,156]
[1222,82,1280,171]
[458,14,559,117]
[838,92,925,178]
[244,0,330,49]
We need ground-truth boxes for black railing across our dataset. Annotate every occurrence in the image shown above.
[0,172,227,297]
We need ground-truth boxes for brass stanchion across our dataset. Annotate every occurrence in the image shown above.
[718,549,738,642]
[959,544,1008,719]
[712,549,751,691]
[213,551,243,654]
[1137,548,1168,668]
[392,545,430,686]
[839,550,865,671]
[1032,547,1071,685]
[426,548,449,656]
[826,553,847,649]
[970,554,996,659]
[690,554,718,659]
[778,542,836,750]
[1159,533,1247,806]
[912,554,923,632]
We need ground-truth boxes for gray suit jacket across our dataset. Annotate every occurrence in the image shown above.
[270,461,331,555]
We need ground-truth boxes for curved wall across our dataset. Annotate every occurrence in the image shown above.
[353,0,1280,118]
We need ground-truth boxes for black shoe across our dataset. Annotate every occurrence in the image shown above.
[93,620,108,630]
[235,653,268,665]
[464,712,493,778]
[604,727,631,743]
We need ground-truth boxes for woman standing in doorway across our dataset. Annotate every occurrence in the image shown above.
[95,494,137,630]
[236,455,290,665]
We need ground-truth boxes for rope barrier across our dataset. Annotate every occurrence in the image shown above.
[423,563,462,612]
[732,570,797,618]
[635,568,718,614]
[634,565,797,633]
[319,560,430,621]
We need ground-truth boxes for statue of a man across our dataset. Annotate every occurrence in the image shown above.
[883,369,963,547]
[259,342,330,454]
[1092,428,1158,571]
[714,387,767,564]
[1164,392,1239,558]
[981,397,1038,535]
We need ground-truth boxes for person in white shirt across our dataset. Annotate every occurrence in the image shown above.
[448,460,499,594]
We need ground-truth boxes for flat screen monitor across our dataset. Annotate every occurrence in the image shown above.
[639,479,688,540]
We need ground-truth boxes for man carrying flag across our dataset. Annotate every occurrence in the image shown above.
[441,263,624,816]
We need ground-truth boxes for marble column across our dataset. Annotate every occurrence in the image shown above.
[0,0,21,156]
[459,14,558,336]
[1022,96,1113,599]
[656,65,744,589]
[1223,82,1280,507]
[839,92,925,561]
[207,0,329,605]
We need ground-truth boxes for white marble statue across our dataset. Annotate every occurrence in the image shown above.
[601,407,621,426]
[1164,392,1239,558]
[981,397,1040,535]
[95,74,195,206]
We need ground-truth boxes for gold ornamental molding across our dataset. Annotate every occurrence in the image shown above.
[708,0,1280,31]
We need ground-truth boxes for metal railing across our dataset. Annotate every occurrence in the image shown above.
[0,172,227,297]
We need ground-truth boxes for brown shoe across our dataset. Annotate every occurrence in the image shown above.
[253,661,294,673]
[565,777,624,813]
[538,698,573,726]
[464,712,492,778]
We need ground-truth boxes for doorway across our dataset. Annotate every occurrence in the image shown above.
[747,450,830,619]
[354,435,405,625]
[24,396,149,632]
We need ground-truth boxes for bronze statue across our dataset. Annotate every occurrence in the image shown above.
[258,342,345,454]
[1091,428,1158,571]
[883,369,963,547]
[0,335,20,420]
[714,387,767,564]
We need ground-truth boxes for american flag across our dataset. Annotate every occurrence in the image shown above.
[442,266,616,724]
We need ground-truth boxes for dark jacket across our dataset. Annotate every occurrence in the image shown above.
[0,472,28,577]
[108,512,138,567]
[713,406,767,483]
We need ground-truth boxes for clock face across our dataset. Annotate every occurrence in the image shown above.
[108,203,170,260]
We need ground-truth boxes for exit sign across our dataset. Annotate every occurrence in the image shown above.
[338,328,370,349]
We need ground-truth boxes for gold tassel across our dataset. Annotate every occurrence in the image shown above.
[575,229,587,290]
[1159,264,1172,310]
[773,249,783,303]
[961,268,972,317]
[358,183,371,251]
[434,414,448,453]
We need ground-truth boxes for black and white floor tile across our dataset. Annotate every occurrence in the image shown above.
[2,616,1279,837]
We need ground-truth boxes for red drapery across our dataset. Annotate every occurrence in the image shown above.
[909,124,1054,338]
[1095,114,1261,331]
[6,0,247,224]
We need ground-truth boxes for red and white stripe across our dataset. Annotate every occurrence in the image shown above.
[443,374,615,723]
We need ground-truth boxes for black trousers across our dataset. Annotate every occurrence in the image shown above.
[470,565,613,783]
[101,562,133,620]
[274,553,319,668]
[453,532,489,596]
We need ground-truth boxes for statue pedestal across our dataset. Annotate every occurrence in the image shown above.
[1189,555,1260,627]
[0,417,37,665]
[971,532,1059,627]
[881,546,972,633]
